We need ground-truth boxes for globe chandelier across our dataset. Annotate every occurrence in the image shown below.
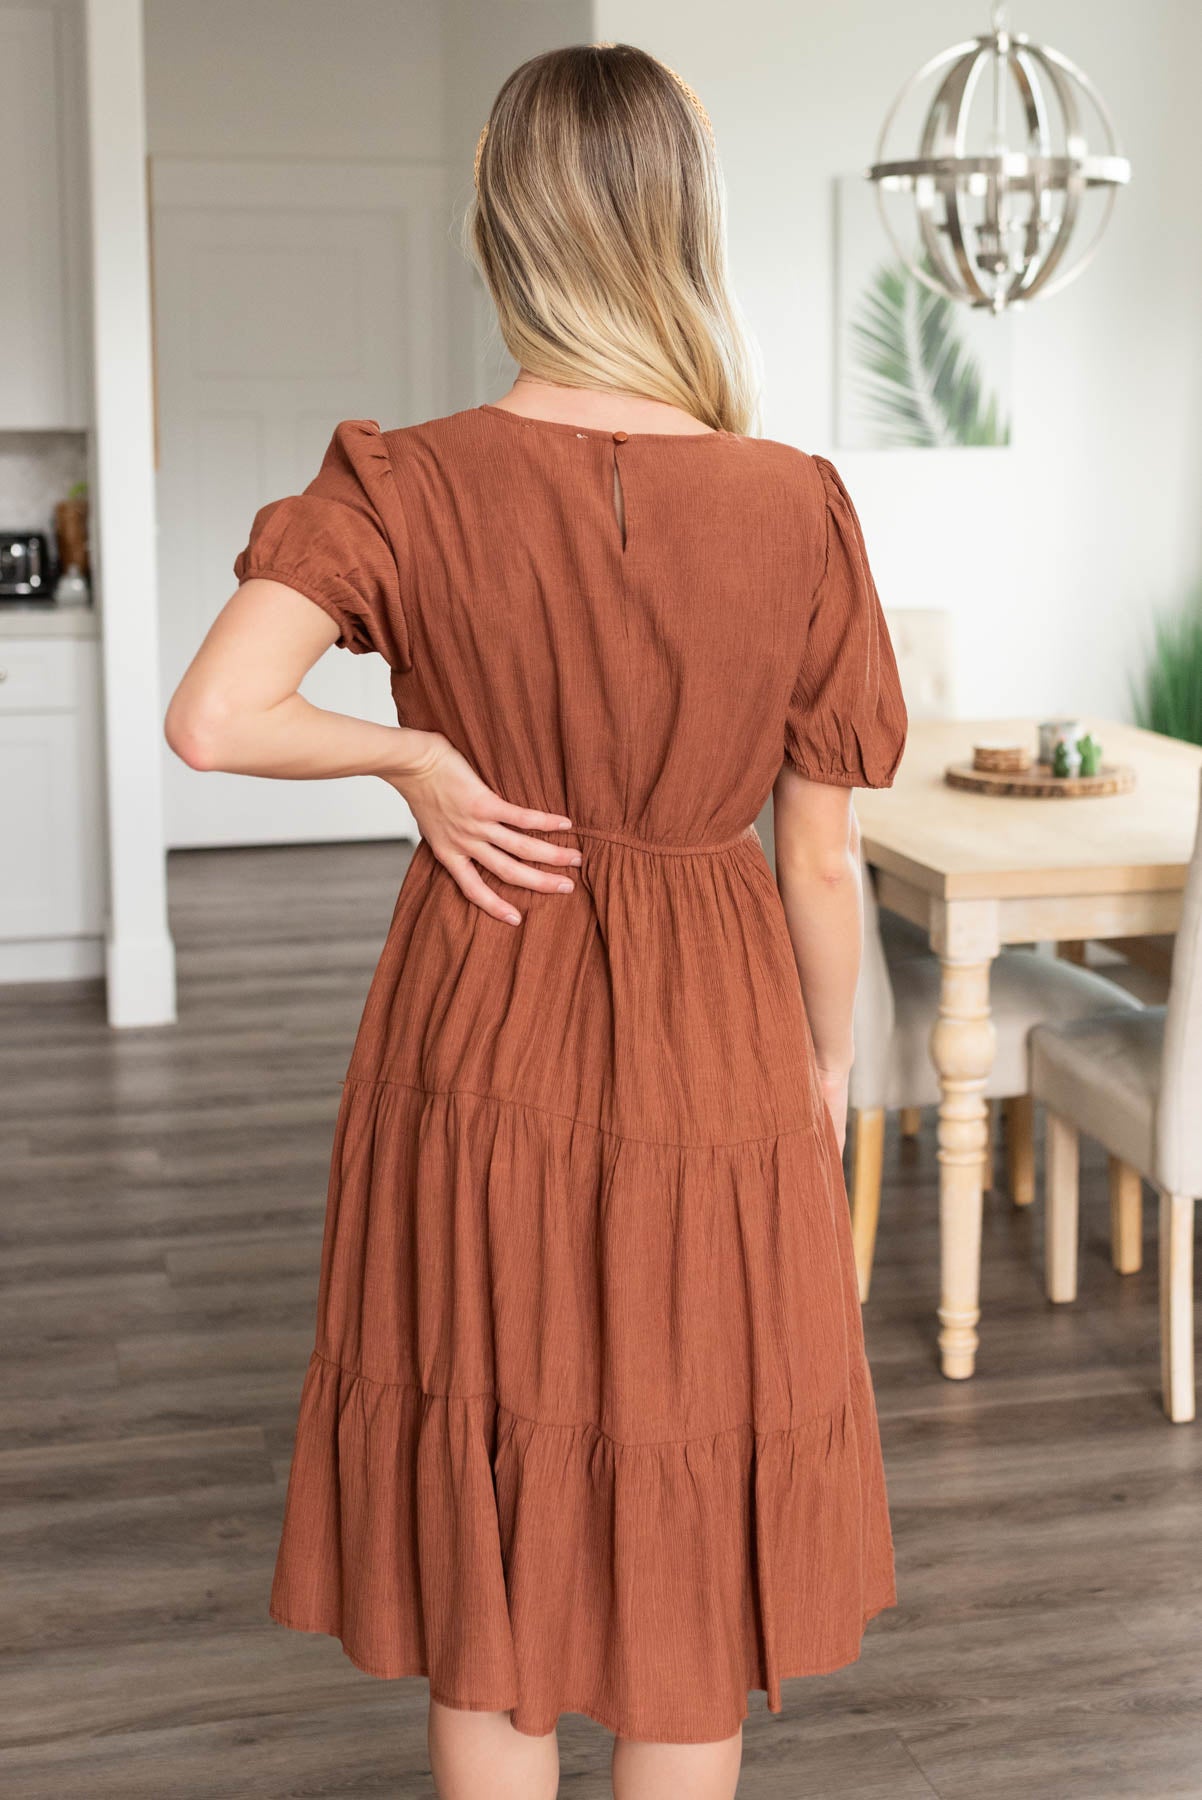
[867,3,1131,312]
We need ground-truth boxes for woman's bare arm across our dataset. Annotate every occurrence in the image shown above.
[164,577,581,926]
[771,763,863,1149]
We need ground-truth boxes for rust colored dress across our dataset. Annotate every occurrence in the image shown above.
[232,403,907,1744]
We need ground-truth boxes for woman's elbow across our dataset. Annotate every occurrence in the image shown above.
[811,846,859,890]
[164,685,231,772]
[777,837,859,891]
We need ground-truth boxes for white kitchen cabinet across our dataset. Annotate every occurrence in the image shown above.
[0,630,105,980]
[0,3,90,429]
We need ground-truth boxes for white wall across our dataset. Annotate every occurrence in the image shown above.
[143,0,589,449]
[442,1,592,408]
[593,0,1202,720]
[144,0,443,159]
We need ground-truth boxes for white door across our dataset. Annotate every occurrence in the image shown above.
[152,158,447,848]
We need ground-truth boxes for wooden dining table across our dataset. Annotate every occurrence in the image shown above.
[854,718,1202,1380]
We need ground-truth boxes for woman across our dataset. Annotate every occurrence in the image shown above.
[166,42,905,1800]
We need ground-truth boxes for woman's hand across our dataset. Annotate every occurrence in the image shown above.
[163,581,581,931]
[389,732,581,927]
[817,1065,850,1154]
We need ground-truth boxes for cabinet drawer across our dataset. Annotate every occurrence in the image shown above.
[0,638,93,713]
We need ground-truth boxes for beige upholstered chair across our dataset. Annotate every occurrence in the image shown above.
[1030,771,1202,1423]
[873,608,955,953]
[883,608,954,721]
[849,852,1144,1302]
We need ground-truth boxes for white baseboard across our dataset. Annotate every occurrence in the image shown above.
[0,931,178,1022]
[0,937,105,984]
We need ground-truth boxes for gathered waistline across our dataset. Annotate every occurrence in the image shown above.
[554,821,761,858]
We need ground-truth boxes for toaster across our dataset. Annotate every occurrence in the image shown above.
[0,532,54,599]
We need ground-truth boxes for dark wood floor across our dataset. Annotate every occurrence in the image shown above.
[2,841,1200,1799]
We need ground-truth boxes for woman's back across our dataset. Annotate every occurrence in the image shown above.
[240,406,903,843]
[392,405,807,840]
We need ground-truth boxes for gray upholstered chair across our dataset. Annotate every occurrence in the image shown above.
[849,850,1144,1303]
[1030,770,1202,1423]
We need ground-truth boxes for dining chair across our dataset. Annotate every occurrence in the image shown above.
[849,849,1144,1302]
[1029,770,1202,1423]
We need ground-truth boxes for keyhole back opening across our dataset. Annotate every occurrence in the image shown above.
[612,456,627,551]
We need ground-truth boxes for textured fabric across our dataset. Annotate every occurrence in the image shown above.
[233,404,908,1742]
[234,420,412,667]
[1030,1008,1165,1179]
[783,458,906,787]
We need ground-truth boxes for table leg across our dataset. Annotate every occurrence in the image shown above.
[930,955,997,1379]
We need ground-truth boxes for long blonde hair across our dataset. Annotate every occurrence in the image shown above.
[464,43,760,435]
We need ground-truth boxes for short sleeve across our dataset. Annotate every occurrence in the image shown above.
[232,418,412,671]
[782,455,907,788]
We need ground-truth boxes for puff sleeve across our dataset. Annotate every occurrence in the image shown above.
[782,455,907,787]
[232,418,412,671]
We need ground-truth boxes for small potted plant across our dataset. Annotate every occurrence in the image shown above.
[1077,732,1102,777]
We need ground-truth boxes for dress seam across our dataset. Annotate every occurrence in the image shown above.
[339,1072,817,1152]
[779,745,897,789]
[307,1349,848,1448]
[235,564,371,652]
[557,821,758,856]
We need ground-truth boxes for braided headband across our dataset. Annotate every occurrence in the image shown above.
[473,48,715,189]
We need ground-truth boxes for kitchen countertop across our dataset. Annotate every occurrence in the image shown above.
[0,604,99,640]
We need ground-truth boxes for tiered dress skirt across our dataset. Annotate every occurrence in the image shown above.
[269,820,897,1743]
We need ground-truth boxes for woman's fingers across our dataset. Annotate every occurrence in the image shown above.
[422,779,584,921]
[448,856,524,926]
[476,845,577,895]
[482,820,582,868]
[444,847,575,923]
[492,799,573,833]
[440,832,584,922]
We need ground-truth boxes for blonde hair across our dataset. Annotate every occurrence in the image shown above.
[463,43,761,436]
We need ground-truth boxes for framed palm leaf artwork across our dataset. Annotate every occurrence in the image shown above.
[834,175,1013,450]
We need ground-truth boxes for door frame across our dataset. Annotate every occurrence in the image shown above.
[85,0,177,1027]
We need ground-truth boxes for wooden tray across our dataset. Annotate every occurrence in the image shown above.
[944,761,1136,799]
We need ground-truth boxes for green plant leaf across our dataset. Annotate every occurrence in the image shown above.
[1133,593,1202,746]
[848,259,1012,449]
